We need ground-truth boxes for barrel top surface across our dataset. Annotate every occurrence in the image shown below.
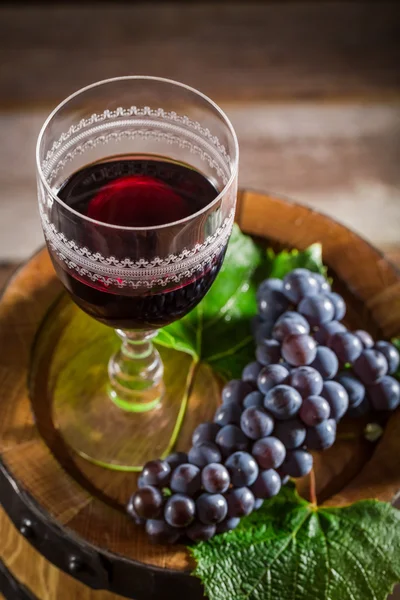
[1,190,400,599]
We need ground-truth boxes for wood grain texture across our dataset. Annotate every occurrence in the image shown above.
[1,190,400,600]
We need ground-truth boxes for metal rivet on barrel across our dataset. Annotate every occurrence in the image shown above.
[68,556,83,574]
[19,518,34,538]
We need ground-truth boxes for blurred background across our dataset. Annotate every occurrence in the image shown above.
[0,0,399,285]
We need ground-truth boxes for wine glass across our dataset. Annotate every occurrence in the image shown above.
[36,76,238,470]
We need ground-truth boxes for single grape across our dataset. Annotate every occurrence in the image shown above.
[131,486,164,519]
[225,487,255,517]
[164,452,188,471]
[335,372,365,408]
[145,520,181,544]
[165,494,196,528]
[141,459,171,487]
[240,406,274,440]
[281,334,317,366]
[253,498,264,510]
[347,395,371,418]
[225,451,259,486]
[314,321,347,345]
[170,464,202,496]
[222,380,254,405]
[282,269,320,303]
[298,294,335,326]
[368,376,400,411]
[305,419,337,450]
[257,364,289,394]
[264,385,302,420]
[192,422,220,447]
[273,418,306,449]
[214,403,242,426]
[186,521,216,542]
[281,449,313,477]
[201,463,231,494]
[374,341,400,375]
[256,340,282,367]
[137,474,146,489]
[279,472,291,485]
[252,436,286,469]
[310,346,339,380]
[256,277,284,301]
[188,443,222,468]
[353,349,388,385]
[326,292,346,320]
[215,424,249,457]
[314,273,332,294]
[272,312,310,342]
[329,331,363,364]
[126,495,146,524]
[216,517,241,533]
[320,381,349,421]
[243,390,265,409]
[288,366,323,398]
[299,395,331,426]
[242,361,263,384]
[196,493,228,525]
[252,316,274,344]
[250,469,281,499]
[354,330,374,349]
[257,280,290,321]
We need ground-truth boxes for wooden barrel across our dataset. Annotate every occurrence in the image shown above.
[1,190,400,600]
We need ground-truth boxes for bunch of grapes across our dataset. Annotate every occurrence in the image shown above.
[127,268,400,544]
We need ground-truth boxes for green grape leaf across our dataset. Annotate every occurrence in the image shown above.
[391,338,400,380]
[191,483,400,600]
[266,242,327,279]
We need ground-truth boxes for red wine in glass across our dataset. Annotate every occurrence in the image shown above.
[51,155,224,329]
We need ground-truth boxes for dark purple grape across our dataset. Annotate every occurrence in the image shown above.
[225,451,259,486]
[347,395,371,418]
[353,349,388,385]
[164,452,188,471]
[329,331,363,364]
[141,459,171,487]
[299,395,331,426]
[192,422,220,447]
[137,474,146,489]
[196,493,228,525]
[201,463,230,494]
[314,321,346,345]
[126,495,146,524]
[305,419,337,450]
[216,517,241,533]
[214,403,242,426]
[252,436,286,469]
[250,469,281,499]
[288,366,323,398]
[374,341,400,375]
[170,464,201,495]
[242,361,263,384]
[145,520,181,544]
[368,376,400,411]
[282,269,320,303]
[165,494,195,528]
[273,418,306,449]
[281,449,313,477]
[186,520,216,542]
[215,424,249,456]
[335,372,365,408]
[354,330,374,349]
[280,473,291,485]
[222,380,254,405]
[298,294,335,326]
[188,443,222,468]
[272,313,310,342]
[240,406,274,439]
[243,390,265,409]
[314,273,331,294]
[256,277,284,301]
[326,292,346,320]
[264,385,302,420]
[256,340,282,367]
[131,486,164,519]
[321,381,349,421]
[253,498,264,510]
[225,487,255,517]
[252,316,274,344]
[257,279,290,321]
[281,334,317,366]
[310,346,339,379]
[257,364,289,394]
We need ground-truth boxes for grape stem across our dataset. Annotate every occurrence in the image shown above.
[309,468,317,506]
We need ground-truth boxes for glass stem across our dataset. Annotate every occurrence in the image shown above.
[108,329,164,412]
